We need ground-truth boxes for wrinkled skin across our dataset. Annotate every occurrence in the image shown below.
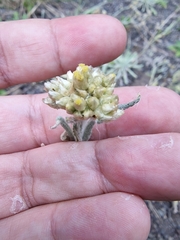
[0,14,180,240]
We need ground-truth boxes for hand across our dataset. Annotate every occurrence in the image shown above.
[0,14,180,239]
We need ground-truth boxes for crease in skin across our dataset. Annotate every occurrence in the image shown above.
[159,135,174,149]
[10,195,27,214]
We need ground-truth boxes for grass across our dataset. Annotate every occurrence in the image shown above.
[169,40,180,57]
[131,0,168,15]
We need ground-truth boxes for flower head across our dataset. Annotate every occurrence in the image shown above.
[43,64,124,122]
[43,64,140,142]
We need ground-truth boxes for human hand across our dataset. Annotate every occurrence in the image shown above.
[0,14,180,239]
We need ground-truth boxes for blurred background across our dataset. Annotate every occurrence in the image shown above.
[0,0,180,239]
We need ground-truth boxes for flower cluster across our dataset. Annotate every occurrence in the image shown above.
[43,63,124,122]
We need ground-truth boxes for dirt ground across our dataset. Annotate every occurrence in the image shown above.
[0,0,180,239]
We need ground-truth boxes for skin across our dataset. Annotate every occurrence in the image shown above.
[0,14,180,239]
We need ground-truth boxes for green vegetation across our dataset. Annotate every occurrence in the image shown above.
[170,70,180,94]
[0,89,6,96]
[101,50,143,85]
[132,0,168,15]
[23,0,37,12]
[169,41,180,57]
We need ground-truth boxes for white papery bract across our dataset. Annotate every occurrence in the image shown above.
[43,63,124,122]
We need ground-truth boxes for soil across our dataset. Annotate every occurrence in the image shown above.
[0,0,180,239]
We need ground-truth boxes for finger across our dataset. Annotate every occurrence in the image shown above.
[0,15,126,88]
[96,133,180,201]
[1,133,180,219]
[0,193,150,240]
[1,86,180,153]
